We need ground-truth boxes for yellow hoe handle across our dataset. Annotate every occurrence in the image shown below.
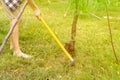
[38,16,74,63]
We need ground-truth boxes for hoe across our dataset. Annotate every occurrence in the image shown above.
[0,0,74,64]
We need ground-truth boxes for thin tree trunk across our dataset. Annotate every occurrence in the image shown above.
[105,2,118,63]
[65,0,79,57]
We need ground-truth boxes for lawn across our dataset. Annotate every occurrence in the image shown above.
[0,0,120,80]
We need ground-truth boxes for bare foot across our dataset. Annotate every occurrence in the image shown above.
[13,51,32,59]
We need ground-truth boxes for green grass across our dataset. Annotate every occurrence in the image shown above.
[0,0,120,80]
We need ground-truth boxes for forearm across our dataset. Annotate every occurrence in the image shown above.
[28,0,39,10]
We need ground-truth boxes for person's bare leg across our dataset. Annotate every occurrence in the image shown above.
[10,19,32,58]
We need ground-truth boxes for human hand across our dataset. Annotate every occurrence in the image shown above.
[34,8,41,19]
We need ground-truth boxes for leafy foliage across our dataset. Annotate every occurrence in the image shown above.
[70,0,120,12]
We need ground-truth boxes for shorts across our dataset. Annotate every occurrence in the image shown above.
[0,0,21,20]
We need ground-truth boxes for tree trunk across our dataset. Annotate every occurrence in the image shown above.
[65,0,79,57]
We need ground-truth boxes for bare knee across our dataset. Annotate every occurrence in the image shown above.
[10,18,22,35]
[10,18,22,26]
